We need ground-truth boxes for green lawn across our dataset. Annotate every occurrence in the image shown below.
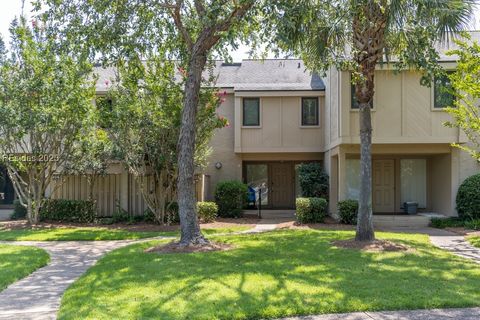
[467,236,480,248]
[0,226,251,241]
[0,244,50,291]
[58,230,480,320]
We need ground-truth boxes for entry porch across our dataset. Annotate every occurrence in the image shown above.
[328,144,456,217]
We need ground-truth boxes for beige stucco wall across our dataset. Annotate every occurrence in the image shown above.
[330,69,461,146]
[233,92,325,153]
[203,93,242,200]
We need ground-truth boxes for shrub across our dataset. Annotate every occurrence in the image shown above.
[40,199,96,223]
[338,200,358,224]
[296,197,327,223]
[464,219,480,230]
[215,180,248,218]
[456,173,480,219]
[10,200,27,220]
[197,202,218,223]
[297,163,329,199]
[430,217,465,229]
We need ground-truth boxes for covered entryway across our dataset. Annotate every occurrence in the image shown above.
[244,161,306,209]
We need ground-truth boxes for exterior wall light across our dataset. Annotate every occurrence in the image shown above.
[215,162,222,169]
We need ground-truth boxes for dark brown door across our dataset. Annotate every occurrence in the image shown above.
[372,159,395,213]
[270,163,294,208]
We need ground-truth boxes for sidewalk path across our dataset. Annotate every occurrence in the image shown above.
[430,234,480,264]
[279,307,480,320]
[0,239,164,320]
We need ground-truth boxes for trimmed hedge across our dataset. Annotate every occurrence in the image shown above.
[430,217,480,231]
[296,197,327,223]
[40,199,96,223]
[297,163,329,200]
[197,202,218,223]
[456,173,480,219]
[11,200,27,220]
[338,200,358,225]
[215,180,248,218]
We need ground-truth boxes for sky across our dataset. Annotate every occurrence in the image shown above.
[1,1,480,61]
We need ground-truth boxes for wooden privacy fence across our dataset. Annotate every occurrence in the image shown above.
[51,173,205,217]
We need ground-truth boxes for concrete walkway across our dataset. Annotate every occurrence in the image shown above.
[430,234,480,264]
[0,240,147,320]
[280,307,480,320]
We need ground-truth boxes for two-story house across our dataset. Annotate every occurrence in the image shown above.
[200,57,479,218]
[1,47,479,222]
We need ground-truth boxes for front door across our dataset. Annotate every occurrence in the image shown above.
[270,163,294,208]
[372,160,395,213]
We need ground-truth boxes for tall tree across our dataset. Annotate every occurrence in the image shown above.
[269,0,474,241]
[105,56,226,224]
[444,36,480,161]
[0,17,96,224]
[41,0,259,245]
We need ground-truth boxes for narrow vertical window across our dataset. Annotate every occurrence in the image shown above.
[243,98,260,126]
[301,97,319,126]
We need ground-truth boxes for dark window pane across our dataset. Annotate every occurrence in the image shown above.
[434,72,455,109]
[301,98,319,126]
[0,166,14,205]
[243,98,260,126]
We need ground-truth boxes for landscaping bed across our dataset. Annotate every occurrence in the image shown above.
[0,244,50,292]
[58,230,480,320]
[0,219,255,241]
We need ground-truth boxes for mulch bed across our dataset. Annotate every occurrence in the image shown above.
[444,227,480,237]
[332,239,413,252]
[145,241,235,254]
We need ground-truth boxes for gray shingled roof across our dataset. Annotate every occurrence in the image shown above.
[95,59,325,92]
[95,32,480,92]
[213,59,325,91]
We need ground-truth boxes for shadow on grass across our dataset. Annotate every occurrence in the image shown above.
[58,230,480,320]
[0,245,50,291]
[0,225,250,241]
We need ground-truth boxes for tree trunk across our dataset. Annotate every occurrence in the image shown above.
[177,53,208,246]
[356,96,375,241]
[352,0,388,242]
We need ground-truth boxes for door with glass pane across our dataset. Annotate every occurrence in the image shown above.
[245,163,268,206]
[372,160,395,213]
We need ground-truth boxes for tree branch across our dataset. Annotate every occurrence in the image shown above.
[194,0,206,17]
[171,0,194,50]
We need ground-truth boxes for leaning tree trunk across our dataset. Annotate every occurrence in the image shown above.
[177,53,209,246]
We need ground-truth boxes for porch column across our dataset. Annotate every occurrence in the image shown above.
[337,148,347,203]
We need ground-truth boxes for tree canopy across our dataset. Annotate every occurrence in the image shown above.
[0,17,97,224]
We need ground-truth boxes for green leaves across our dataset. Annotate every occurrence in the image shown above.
[444,36,480,161]
[0,16,96,223]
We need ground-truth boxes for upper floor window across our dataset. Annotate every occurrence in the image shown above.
[301,97,319,126]
[434,71,455,109]
[243,98,260,126]
[351,83,373,109]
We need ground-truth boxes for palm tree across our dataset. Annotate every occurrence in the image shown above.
[271,0,475,240]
